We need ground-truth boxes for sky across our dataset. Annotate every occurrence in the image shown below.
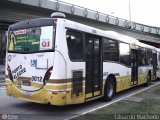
[50,0,160,27]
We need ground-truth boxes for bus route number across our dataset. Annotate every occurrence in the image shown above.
[32,76,42,82]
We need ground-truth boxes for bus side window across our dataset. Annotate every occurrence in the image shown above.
[158,53,160,66]
[66,30,83,61]
[119,43,130,66]
[138,48,146,66]
[103,38,119,62]
[146,50,153,65]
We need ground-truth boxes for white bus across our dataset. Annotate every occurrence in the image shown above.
[5,12,158,106]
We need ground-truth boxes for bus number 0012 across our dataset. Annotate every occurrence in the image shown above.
[32,76,42,82]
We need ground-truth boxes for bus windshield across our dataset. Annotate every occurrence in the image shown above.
[8,26,55,53]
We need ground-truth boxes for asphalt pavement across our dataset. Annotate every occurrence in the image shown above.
[0,64,5,87]
[0,80,160,120]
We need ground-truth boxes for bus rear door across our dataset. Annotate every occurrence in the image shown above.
[85,34,103,100]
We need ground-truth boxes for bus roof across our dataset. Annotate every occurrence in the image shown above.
[105,31,138,44]
[64,19,138,44]
[9,18,56,31]
[9,17,157,51]
[64,18,158,51]
[138,41,156,50]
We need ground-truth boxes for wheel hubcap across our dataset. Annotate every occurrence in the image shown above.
[107,83,113,97]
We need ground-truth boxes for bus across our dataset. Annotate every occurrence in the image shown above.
[5,12,158,106]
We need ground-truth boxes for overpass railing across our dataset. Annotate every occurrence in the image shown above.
[8,0,160,35]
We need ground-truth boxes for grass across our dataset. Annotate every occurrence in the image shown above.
[72,84,160,120]
[153,86,160,95]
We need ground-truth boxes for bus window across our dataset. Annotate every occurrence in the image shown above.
[103,38,119,62]
[138,48,146,66]
[146,49,153,65]
[158,53,160,69]
[8,26,55,52]
[120,43,130,66]
[66,30,83,61]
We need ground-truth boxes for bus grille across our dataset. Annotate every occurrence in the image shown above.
[72,70,83,97]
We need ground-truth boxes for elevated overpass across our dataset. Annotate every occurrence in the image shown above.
[0,0,160,47]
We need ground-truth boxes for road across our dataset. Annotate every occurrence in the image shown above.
[0,80,160,120]
[0,65,5,87]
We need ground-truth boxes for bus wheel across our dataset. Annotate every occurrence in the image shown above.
[144,72,151,87]
[103,77,115,102]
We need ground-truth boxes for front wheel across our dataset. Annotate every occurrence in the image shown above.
[103,78,115,102]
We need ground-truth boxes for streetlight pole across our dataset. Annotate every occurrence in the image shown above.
[129,0,131,27]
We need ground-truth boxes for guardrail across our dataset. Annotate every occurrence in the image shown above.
[8,0,160,35]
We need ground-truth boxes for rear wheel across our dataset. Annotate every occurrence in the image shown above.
[103,77,115,101]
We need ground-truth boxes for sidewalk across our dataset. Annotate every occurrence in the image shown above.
[0,64,5,86]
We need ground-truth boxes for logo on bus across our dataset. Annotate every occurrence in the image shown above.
[31,60,37,67]
[15,29,26,35]
[42,40,50,47]
[40,39,52,50]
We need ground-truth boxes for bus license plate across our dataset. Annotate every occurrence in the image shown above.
[22,80,31,86]
[21,91,32,96]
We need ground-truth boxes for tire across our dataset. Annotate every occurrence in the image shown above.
[103,77,115,102]
[144,72,151,87]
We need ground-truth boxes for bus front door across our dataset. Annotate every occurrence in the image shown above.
[131,49,138,85]
[85,35,102,100]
